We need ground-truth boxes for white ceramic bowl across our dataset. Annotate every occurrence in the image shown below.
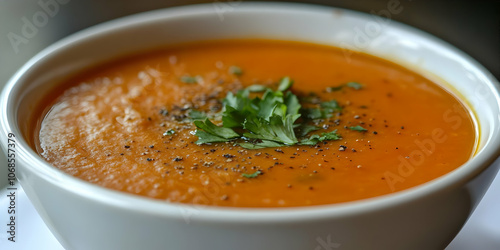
[1,3,500,250]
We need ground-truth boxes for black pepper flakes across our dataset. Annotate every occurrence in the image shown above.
[173,157,183,162]
[124,145,130,149]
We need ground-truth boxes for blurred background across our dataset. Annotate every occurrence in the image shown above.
[0,0,499,249]
[0,0,499,86]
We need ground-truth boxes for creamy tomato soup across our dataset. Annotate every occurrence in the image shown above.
[34,40,477,207]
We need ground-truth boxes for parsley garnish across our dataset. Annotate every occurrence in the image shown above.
[246,84,267,92]
[163,129,176,136]
[327,86,344,92]
[349,125,368,132]
[180,75,200,84]
[229,66,243,76]
[346,82,363,90]
[327,81,363,92]
[189,110,207,121]
[241,170,262,178]
[193,119,239,144]
[302,108,331,120]
[193,77,342,149]
[320,100,341,111]
[296,124,320,137]
[301,130,341,145]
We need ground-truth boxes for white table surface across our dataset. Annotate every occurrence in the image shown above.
[0,150,499,249]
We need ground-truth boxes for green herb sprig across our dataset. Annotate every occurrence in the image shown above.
[349,125,368,132]
[241,170,262,178]
[327,81,363,92]
[192,77,342,149]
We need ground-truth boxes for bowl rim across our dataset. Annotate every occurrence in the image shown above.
[2,1,500,224]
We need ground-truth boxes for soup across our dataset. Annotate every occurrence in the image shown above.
[34,40,477,207]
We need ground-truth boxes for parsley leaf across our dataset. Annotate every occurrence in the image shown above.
[327,81,363,92]
[163,129,175,136]
[229,66,243,76]
[180,75,200,84]
[320,100,341,111]
[239,140,284,149]
[300,130,341,145]
[278,77,293,92]
[349,125,368,132]
[302,108,332,120]
[194,119,239,143]
[243,113,300,145]
[346,82,363,90]
[258,89,285,120]
[222,90,254,128]
[298,101,341,121]
[296,124,320,137]
[189,110,207,121]
[285,92,301,116]
[246,84,267,92]
[326,86,344,92]
[193,130,232,144]
[241,170,262,178]
[222,105,247,128]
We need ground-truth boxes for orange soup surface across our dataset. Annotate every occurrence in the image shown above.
[35,40,477,207]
